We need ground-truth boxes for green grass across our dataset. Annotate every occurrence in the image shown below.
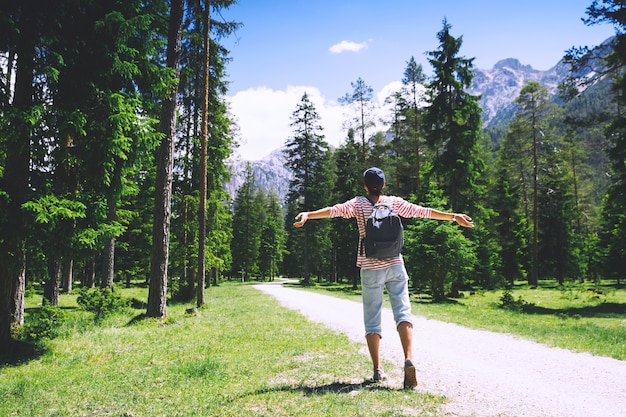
[303,280,626,361]
[1,282,446,417]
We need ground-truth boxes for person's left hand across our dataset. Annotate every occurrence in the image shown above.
[455,213,475,228]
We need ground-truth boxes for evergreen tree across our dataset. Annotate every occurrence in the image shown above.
[283,92,333,284]
[538,136,579,284]
[231,165,263,281]
[22,196,86,305]
[513,81,558,286]
[258,191,285,281]
[148,0,185,318]
[575,0,626,283]
[196,0,211,307]
[339,78,377,162]
[490,174,526,286]
[0,2,49,344]
[205,190,233,286]
[331,130,362,288]
[398,57,428,194]
[117,170,156,287]
[403,187,476,300]
[171,0,238,300]
[424,19,483,212]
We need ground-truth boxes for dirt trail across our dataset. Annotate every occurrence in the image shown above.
[255,282,626,417]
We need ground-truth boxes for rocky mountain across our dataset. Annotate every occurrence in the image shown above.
[472,37,613,126]
[227,37,612,201]
[468,57,570,126]
[226,147,293,203]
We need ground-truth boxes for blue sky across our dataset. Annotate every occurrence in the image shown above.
[221,0,615,160]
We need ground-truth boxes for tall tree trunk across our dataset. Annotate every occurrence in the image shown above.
[147,0,184,318]
[101,196,117,288]
[303,228,310,285]
[84,254,96,288]
[44,259,61,306]
[62,257,73,294]
[531,115,539,287]
[197,0,211,308]
[0,11,35,349]
[183,197,194,299]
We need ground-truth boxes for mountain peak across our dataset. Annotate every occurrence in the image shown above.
[471,57,561,126]
[493,58,533,72]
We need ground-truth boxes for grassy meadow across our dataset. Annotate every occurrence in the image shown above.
[1,279,624,416]
[1,282,445,417]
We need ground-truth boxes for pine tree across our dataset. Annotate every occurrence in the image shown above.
[490,175,525,286]
[339,78,377,162]
[403,187,476,300]
[400,57,428,194]
[231,165,263,281]
[582,1,626,283]
[0,2,42,345]
[148,0,185,318]
[331,130,362,288]
[513,81,558,286]
[258,191,285,281]
[538,135,578,284]
[283,93,333,284]
[170,0,238,299]
[424,19,483,212]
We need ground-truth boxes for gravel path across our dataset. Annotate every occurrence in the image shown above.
[255,282,626,417]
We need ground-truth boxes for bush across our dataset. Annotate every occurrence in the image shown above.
[498,289,534,312]
[22,303,65,341]
[76,287,131,322]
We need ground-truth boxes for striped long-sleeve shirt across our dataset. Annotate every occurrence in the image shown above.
[328,195,433,270]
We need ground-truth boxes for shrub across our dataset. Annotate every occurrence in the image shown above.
[498,289,534,312]
[76,287,131,322]
[22,303,65,341]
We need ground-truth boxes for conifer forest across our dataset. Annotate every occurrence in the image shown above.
[1,1,626,349]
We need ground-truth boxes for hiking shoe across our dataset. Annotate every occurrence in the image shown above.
[403,360,417,389]
[372,369,387,382]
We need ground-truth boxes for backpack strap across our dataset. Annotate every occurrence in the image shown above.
[358,196,370,256]
[358,196,370,238]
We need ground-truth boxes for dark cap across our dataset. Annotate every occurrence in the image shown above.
[363,167,385,190]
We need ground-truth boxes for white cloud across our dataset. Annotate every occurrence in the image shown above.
[226,86,345,161]
[329,40,368,54]
[226,82,409,161]
[377,81,403,104]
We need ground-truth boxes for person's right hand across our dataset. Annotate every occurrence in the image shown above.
[293,212,309,228]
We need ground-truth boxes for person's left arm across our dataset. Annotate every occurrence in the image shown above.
[429,209,474,228]
[393,197,474,228]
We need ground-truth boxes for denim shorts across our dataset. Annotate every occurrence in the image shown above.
[360,264,413,336]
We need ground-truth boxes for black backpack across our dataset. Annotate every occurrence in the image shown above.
[360,197,404,259]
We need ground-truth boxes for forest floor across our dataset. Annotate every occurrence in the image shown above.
[255,281,626,417]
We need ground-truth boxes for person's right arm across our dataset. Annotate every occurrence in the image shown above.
[293,207,332,228]
[293,198,357,228]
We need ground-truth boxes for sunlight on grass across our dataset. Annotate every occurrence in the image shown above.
[1,282,446,417]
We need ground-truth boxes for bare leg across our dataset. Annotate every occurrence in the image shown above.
[398,321,417,388]
[366,332,382,372]
[397,321,413,361]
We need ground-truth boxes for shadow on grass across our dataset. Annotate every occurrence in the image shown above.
[253,380,395,397]
[524,302,626,318]
[0,340,44,367]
